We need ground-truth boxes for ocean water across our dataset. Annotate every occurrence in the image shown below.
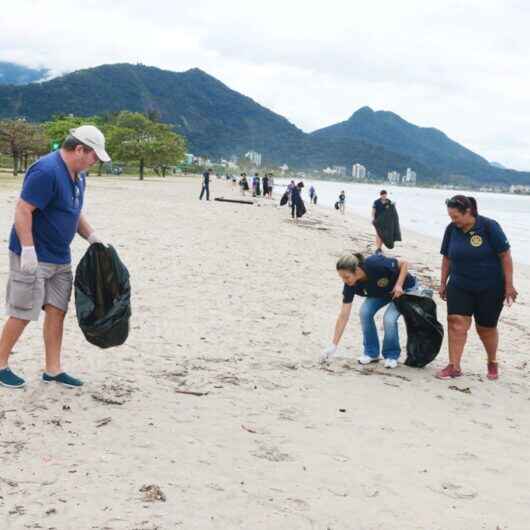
[275,179,530,265]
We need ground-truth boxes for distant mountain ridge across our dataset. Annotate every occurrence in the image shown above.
[0,62,527,185]
[0,61,49,85]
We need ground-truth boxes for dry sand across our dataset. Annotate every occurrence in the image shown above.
[0,175,529,530]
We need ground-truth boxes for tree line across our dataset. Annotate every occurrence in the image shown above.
[0,111,187,180]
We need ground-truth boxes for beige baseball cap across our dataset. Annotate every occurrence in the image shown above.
[70,125,111,162]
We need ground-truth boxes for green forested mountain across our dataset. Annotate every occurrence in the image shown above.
[0,62,48,85]
[0,63,527,184]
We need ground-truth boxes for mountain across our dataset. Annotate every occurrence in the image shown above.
[0,63,432,177]
[0,61,48,85]
[0,63,527,184]
[311,106,530,185]
[490,161,507,169]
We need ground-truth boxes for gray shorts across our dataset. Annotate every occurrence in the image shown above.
[5,252,73,321]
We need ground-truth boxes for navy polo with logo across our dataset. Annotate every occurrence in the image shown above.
[342,254,415,303]
[440,215,510,291]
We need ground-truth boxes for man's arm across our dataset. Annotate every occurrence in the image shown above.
[77,214,103,244]
[14,199,37,246]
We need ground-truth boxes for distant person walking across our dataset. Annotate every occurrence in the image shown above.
[372,190,401,253]
[262,174,269,199]
[0,125,111,389]
[291,182,305,219]
[309,185,317,205]
[239,174,249,196]
[320,252,417,368]
[199,168,211,200]
[338,191,346,214]
[267,174,274,198]
[437,195,517,381]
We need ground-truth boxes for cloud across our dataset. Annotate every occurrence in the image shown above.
[1,0,529,169]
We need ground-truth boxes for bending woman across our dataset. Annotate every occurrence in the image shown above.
[321,253,417,368]
[437,195,517,380]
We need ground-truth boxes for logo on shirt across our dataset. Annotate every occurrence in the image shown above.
[470,235,483,247]
[377,277,390,288]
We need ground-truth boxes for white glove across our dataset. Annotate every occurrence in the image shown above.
[87,232,104,245]
[21,246,38,274]
[319,344,338,364]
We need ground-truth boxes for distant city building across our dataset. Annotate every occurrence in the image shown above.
[402,168,417,184]
[184,153,194,165]
[387,171,401,184]
[352,163,367,179]
[510,184,530,194]
[279,164,289,173]
[245,150,262,167]
[332,165,347,177]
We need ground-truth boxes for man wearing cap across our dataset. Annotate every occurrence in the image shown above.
[0,125,111,389]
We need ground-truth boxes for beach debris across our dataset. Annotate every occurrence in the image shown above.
[45,507,57,515]
[449,385,472,394]
[62,404,71,411]
[301,330,311,336]
[435,482,477,500]
[139,484,166,502]
[91,394,125,406]
[339,408,346,413]
[175,389,209,397]
[8,505,25,515]
[0,476,18,487]
[95,417,112,428]
[252,444,292,462]
[241,424,257,434]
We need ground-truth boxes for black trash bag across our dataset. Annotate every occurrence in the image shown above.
[334,201,340,210]
[394,294,443,367]
[373,202,402,249]
[280,191,289,206]
[75,244,131,348]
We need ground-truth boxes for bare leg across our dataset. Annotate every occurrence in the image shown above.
[447,315,472,370]
[43,305,66,374]
[0,317,30,368]
[476,325,498,363]
[375,233,384,251]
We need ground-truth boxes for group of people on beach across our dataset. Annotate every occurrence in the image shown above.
[322,192,517,381]
[238,172,274,198]
[0,125,519,388]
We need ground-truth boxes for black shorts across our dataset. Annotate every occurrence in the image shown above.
[446,283,504,328]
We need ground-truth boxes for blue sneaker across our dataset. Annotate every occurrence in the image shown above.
[0,367,26,388]
[42,372,83,388]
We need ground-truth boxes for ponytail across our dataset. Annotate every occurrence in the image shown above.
[336,252,364,273]
[467,196,478,217]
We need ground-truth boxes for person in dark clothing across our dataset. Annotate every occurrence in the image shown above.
[372,190,392,252]
[320,253,417,368]
[290,182,305,219]
[199,169,212,200]
[262,174,269,198]
[436,195,517,381]
[338,191,346,214]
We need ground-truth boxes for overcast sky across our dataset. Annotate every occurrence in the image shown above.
[2,0,529,170]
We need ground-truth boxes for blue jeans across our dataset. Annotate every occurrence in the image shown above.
[359,285,416,360]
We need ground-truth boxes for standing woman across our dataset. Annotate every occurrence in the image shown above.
[321,253,417,368]
[437,195,517,380]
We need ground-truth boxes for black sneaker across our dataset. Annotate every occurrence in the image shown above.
[0,367,26,388]
[42,372,83,388]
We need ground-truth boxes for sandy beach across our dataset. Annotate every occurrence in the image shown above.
[0,175,529,530]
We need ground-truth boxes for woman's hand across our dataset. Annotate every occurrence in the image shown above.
[392,284,404,299]
[505,284,518,307]
[438,284,447,301]
[319,344,337,364]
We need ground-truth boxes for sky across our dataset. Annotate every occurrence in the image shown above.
[1,0,530,170]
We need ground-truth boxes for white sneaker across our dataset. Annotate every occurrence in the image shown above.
[358,354,379,365]
[384,358,398,369]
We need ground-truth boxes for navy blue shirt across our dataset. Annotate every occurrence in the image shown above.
[440,215,509,291]
[9,151,86,265]
[342,254,415,303]
[373,198,391,218]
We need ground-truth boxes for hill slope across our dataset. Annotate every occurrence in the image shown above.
[0,61,48,85]
[0,63,527,184]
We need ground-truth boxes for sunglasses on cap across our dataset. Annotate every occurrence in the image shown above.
[445,197,470,209]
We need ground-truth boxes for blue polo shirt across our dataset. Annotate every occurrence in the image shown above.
[9,151,86,265]
[342,254,415,303]
[440,215,509,291]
